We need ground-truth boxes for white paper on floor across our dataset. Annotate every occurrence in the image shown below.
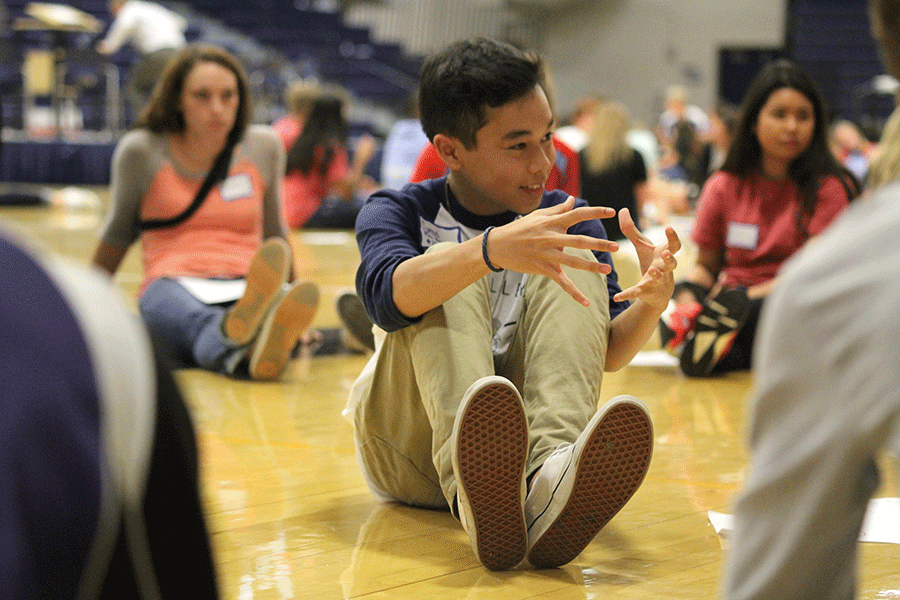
[628,350,680,368]
[709,497,900,544]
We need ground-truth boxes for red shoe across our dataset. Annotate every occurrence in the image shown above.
[659,301,702,354]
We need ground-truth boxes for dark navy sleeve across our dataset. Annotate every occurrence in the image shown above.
[354,183,439,332]
[0,236,103,600]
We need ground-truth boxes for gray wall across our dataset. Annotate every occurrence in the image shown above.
[541,0,786,126]
[344,1,522,56]
[345,0,787,127]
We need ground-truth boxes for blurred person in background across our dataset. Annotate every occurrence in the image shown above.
[830,118,877,184]
[699,102,739,181]
[274,83,378,229]
[555,96,599,152]
[380,92,429,190]
[92,45,318,381]
[97,0,187,122]
[660,59,860,378]
[656,84,710,147]
[578,98,650,240]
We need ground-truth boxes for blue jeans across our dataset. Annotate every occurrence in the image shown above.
[138,277,242,372]
[303,195,366,229]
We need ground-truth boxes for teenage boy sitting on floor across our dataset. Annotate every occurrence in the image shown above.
[345,37,681,571]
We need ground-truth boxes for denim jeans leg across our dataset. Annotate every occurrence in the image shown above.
[138,277,237,372]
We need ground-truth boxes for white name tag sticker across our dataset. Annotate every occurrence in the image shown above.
[726,222,759,250]
[220,173,253,202]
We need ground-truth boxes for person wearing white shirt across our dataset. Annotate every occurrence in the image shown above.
[97,0,187,121]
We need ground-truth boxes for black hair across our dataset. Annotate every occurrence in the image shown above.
[721,59,860,230]
[418,37,544,149]
[285,93,347,175]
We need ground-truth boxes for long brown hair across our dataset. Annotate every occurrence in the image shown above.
[137,44,252,147]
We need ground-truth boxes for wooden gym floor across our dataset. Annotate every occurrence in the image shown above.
[3,189,898,599]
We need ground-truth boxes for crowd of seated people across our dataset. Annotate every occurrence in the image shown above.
[6,0,900,596]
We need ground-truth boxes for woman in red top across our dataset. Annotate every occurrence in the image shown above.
[275,86,378,229]
[661,59,861,376]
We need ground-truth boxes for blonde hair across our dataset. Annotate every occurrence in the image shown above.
[866,0,900,189]
[285,80,322,116]
[867,105,900,188]
[582,99,633,174]
[569,96,599,126]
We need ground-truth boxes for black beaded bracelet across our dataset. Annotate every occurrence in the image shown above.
[482,226,504,272]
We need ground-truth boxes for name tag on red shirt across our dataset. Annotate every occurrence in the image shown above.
[727,222,759,250]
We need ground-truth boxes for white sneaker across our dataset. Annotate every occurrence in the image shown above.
[452,376,529,571]
[524,396,653,568]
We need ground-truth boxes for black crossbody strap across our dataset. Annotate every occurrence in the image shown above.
[139,138,237,231]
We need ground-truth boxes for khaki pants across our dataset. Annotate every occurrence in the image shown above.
[352,246,610,514]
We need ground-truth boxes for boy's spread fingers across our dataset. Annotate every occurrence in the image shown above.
[572,256,611,274]
[543,196,575,215]
[615,282,644,302]
[562,233,617,253]
[563,205,616,224]
[566,260,610,275]
[666,226,682,253]
[545,267,590,307]
[612,289,630,302]
[663,252,678,270]
[553,248,611,274]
